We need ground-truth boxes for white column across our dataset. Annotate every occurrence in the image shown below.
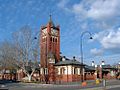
[58,68,60,75]
[40,68,44,74]
[78,68,80,75]
[68,66,72,74]
[72,67,74,74]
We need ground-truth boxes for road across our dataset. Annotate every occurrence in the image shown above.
[0,79,120,90]
[108,87,120,90]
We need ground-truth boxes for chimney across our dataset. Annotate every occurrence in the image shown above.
[102,61,105,65]
[95,64,97,68]
[119,61,120,65]
[62,56,66,61]
[73,56,76,61]
[91,61,95,66]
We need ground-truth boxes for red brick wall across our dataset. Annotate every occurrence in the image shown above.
[56,75,73,82]
[56,74,81,82]
[40,23,60,68]
[0,73,16,80]
[103,73,116,79]
[72,74,81,82]
[85,73,95,80]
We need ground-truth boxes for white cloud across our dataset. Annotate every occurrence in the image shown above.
[57,0,70,12]
[57,0,120,55]
[72,0,120,20]
[87,0,120,20]
[90,48,103,56]
[57,0,67,8]
[93,28,120,52]
[81,23,88,30]
[101,30,120,49]
[57,0,120,31]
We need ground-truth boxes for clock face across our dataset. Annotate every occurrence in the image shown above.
[51,28,58,35]
[42,28,47,35]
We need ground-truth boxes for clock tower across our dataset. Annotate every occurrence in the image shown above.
[40,15,60,82]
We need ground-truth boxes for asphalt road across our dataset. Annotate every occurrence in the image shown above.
[108,87,120,90]
[0,79,120,90]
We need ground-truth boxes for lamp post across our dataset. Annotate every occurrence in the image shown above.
[80,31,92,82]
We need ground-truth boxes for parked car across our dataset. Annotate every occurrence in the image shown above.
[0,82,5,88]
[116,72,120,80]
[117,75,120,80]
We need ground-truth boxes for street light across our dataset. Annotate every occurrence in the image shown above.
[80,31,93,82]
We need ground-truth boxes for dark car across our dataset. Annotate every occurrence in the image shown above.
[117,75,120,80]
[0,83,6,88]
[116,72,120,80]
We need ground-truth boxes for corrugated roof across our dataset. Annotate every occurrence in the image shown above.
[85,65,95,71]
[102,65,112,68]
[102,65,117,70]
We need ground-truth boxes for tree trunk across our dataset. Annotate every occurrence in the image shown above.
[27,75,32,82]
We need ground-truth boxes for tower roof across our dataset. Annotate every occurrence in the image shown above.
[48,14,55,27]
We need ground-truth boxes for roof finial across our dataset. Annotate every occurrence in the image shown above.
[48,12,54,26]
[49,14,52,23]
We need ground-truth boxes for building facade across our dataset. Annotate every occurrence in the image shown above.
[39,17,119,83]
[0,17,119,83]
[40,16,60,83]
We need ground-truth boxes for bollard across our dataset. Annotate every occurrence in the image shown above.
[103,79,106,90]
[96,79,100,84]
[82,81,87,87]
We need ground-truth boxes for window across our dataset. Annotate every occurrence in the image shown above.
[74,68,78,74]
[50,37,52,42]
[53,38,54,42]
[42,37,47,42]
[55,38,57,42]
[60,67,65,74]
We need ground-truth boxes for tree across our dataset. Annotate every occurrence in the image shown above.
[12,25,40,82]
[0,41,17,79]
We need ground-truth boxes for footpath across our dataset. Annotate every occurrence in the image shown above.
[14,79,120,89]
[80,85,120,90]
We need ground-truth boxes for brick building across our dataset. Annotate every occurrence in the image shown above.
[0,16,119,82]
[40,15,60,83]
[35,16,119,83]
[54,56,84,82]
[39,16,95,83]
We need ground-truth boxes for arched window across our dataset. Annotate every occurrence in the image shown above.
[55,38,57,42]
[53,38,54,42]
[50,37,52,42]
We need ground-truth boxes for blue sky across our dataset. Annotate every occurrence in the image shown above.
[0,0,120,65]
